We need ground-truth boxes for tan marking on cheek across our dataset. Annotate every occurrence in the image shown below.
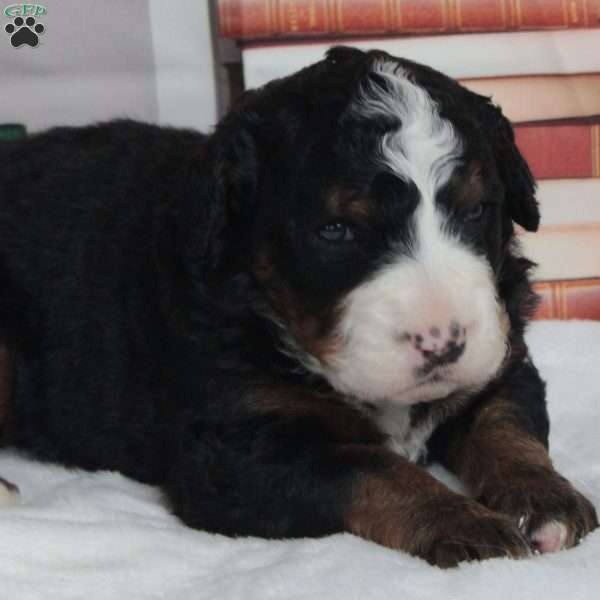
[253,247,342,364]
[269,283,342,363]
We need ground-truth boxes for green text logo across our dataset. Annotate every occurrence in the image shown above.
[4,4,47,18]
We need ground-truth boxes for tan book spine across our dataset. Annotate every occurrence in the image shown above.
[460,74,600,123]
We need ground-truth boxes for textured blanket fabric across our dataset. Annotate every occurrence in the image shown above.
[1,320,599,599]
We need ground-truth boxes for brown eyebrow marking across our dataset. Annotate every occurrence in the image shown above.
[453,161,484,211]
[326,187,372,222]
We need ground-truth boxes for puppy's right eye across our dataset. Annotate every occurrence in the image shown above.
[462,203,484,223]
[317,222,355,243]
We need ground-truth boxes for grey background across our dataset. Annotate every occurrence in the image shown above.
[0,0,217,132]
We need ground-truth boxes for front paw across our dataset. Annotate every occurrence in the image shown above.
[479,466,598,553]
[409,497,532,568]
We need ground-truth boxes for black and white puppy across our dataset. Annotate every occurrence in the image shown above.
[0,47,597,567]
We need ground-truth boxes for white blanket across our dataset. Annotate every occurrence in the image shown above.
[1,320,599,599]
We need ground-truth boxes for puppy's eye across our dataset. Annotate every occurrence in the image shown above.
[462,203,484,223]
[318,222,355,242]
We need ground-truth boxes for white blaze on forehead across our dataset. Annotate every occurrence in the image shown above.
[353,59,463,205]
[353,59,466,267]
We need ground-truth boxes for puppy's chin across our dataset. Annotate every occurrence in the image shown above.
[321,364,497,407]
[381,377,467,406]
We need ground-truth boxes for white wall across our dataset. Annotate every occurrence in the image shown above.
[149,0,218,133]
[0,0,217,133]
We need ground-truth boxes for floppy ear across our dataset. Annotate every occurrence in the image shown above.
[486,103,539,232]
[180,123,258,277]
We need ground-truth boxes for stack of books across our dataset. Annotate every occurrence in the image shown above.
[218,0,600,319]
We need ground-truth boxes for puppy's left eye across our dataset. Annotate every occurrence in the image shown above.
[317,222,355,242]
[462,203,484,223]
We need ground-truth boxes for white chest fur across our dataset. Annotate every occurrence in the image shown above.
[372,403,437,463]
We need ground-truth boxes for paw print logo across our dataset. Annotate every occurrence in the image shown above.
[5,16,45,47]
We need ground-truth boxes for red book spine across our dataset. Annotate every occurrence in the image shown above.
[515,119,600,179]
[218,0,599,40]
[533,278,600,320]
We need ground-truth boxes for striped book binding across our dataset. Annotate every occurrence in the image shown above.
[533,278,600,320]
[219,0,600,40]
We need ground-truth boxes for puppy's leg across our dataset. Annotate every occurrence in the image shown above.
[432,361,598,553]
[0,341,19,507]
[166,383,529,568]
[0,340,12,436]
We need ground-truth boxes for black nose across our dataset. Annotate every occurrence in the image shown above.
[419,340,466,375]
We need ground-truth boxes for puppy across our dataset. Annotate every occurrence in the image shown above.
[0,47,597,567]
